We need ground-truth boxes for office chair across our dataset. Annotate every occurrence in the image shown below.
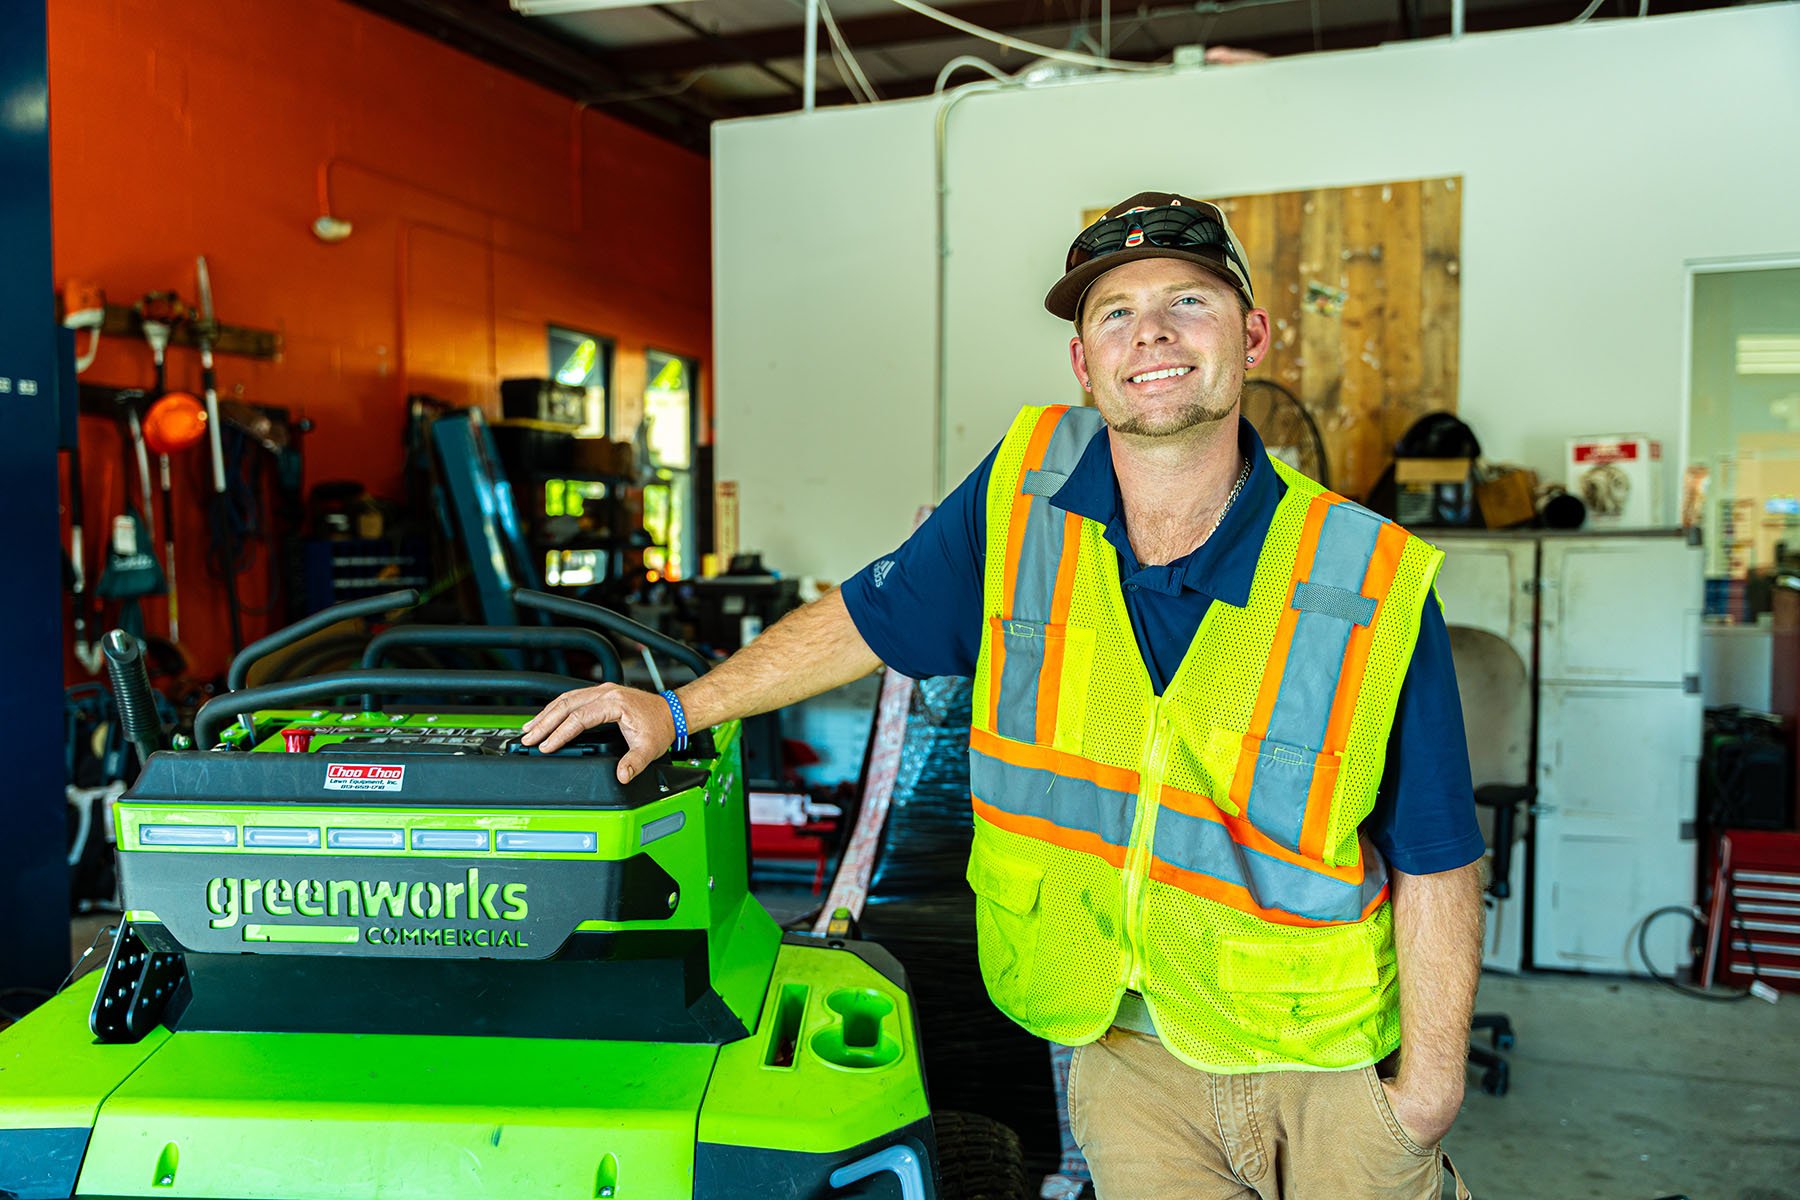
[1469,782,1533,1097]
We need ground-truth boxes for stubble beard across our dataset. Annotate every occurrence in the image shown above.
[1102,371,1242,439]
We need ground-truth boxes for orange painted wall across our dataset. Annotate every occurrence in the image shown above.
[50,0,711,684]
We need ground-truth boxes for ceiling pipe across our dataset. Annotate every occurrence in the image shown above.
[804,0,818,111]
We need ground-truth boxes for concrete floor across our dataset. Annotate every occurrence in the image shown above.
[1448,971,1800,1200]
[21,916,1800,1200]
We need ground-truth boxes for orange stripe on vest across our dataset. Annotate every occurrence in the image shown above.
[1147,858,1388,929]
[1231,492,1339,814]
[1159,784,1370,886]
[1034,510,1086,745]
[1001,405,1069,617]
[971,725,1141,796]
[973,795,1130,868]
[1298,520,1410,860]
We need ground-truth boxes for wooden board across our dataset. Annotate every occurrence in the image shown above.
[1081,178,1463,500]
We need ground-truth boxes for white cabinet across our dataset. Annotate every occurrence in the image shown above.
[1533,683,1701,972]
[1540,537,1702,687]
[1533,535,1703,975]
[1434,532,1703,975]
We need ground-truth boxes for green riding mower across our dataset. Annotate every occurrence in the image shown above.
[1,590,1024,1200]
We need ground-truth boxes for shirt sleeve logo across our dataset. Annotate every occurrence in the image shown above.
[872,559,896,589]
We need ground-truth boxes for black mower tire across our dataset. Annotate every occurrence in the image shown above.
[933,1110,1028,1200]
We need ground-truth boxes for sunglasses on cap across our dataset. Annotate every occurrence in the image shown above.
[1066,204,1251,283]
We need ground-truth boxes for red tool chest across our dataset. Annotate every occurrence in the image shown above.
[1707,829,1800,993]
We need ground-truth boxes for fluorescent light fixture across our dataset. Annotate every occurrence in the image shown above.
[1739,335,1800,375]
[511,0,702,13]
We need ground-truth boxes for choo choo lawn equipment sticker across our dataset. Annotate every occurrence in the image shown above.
[324,763,406,792]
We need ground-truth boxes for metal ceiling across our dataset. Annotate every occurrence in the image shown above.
[351,0,1747,152]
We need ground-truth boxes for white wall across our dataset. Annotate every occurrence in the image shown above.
[714,4,1800,581]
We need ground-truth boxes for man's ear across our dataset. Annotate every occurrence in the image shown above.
[1244,307,1273,364]
[1070,335,1092,391]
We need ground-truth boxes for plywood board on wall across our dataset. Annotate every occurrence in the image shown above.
[1084,178,1462,500]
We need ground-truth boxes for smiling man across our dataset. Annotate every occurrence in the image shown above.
[523,192,1483,1199]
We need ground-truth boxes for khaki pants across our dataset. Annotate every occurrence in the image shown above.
[1069,1029,1472,1200]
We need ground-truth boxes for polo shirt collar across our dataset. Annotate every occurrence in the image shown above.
[1047,416,1283,607]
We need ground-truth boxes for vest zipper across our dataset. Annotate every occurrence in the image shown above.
[1122,697,1172,994]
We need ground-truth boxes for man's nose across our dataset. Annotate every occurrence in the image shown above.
[1134,310,1176,345]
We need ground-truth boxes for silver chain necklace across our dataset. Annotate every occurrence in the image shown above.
[1202,454,1252,543]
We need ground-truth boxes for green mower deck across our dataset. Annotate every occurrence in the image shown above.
[0,592,965,1200]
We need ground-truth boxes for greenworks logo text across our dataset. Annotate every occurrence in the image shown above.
[207,867,528,929]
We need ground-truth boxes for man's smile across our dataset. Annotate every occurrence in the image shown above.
[1126,364,1193,385]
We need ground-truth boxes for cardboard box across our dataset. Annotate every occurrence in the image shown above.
[1394,457,1476,527]
[1476,468,1538,529]
[1568,435,1663,528]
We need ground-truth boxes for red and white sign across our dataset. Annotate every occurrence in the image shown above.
[1573,440,1662,464]
[1568,435,1664,528]
[324,763,406,792]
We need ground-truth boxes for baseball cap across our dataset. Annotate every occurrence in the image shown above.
[1044,191,1255,322]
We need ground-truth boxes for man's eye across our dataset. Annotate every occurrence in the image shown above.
[1104,308,1129,321]
[1175,295,1202,306]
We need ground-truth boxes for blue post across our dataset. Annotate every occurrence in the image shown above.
[0,0,71,992]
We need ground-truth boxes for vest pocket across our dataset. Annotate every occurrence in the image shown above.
[990,616,1093,751]
[966,843,1045,1011]
[1228,733,1343,855]
[1217,932,1378,993]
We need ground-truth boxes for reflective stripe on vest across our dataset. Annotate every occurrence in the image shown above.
[1230,496,1411,859]
[971,726,1138,866]
[986,406,1094,741]
[989,406,1105,745]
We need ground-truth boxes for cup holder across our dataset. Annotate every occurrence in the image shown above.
[809,988,901,1070]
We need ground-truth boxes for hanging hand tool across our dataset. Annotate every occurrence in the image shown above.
[136,291,188,641]
[98,390,169,643]
[63,394,103,674]
[195,256,244,653]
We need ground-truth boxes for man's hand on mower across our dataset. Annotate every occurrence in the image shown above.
[521,683,676,783]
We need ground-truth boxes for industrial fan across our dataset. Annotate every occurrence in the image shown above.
[1240,379,1330,489]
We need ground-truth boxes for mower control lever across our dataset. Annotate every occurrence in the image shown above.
[226,588,421,692]
[513,588,711,678]
[361,624,624,685]
[103,629,168,768]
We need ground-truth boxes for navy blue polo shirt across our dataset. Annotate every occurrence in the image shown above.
[841,417,1483,876]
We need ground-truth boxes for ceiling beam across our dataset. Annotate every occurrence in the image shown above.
[615,0,1734,78]
[648,3,804,95]
[351,0,735,151]
[613,0,1210,74]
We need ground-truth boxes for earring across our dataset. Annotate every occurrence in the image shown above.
[1246,356,1256,365]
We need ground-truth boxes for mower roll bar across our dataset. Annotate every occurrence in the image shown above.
[359,625,624,684]
[513,589,711,679]
[226,589,421,692]
[194,668,584,750]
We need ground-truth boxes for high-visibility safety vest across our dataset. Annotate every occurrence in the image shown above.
[967,404,1445,1073]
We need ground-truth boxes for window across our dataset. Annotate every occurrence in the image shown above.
[1685,262,1800,623]
[547,325,612,436]
[643,351,699,581]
